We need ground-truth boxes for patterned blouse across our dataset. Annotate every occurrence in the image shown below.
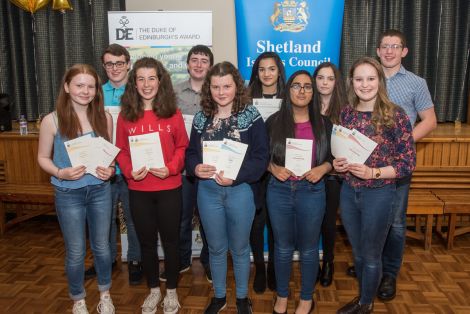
[340,105,416,188]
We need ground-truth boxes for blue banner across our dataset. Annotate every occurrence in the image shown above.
[235,0,345,80]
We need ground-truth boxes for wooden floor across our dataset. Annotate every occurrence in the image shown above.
[1,217,470,313]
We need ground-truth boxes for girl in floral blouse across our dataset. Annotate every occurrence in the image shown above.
[334,57,415,314]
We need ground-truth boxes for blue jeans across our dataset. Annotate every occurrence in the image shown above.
[197,180,255,298]
[340,183,395,304]
[382,176,411,278]
[180,175,210,267]
[55,182,112,300]
[111,174,140,262]
[266,177,325,300]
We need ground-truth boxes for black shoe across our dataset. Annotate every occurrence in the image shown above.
[346,265,356,278]
[377,275,396,301]
[267,262,276,291]
[253,262,266,294]
[204,264,212,283]
[236,297,253,314]
[85,260,117,280]
[205,296,227,314]
[159,264,191,282]
[128,260,143,285]
[320,261,334,287]
[336,296,360,314]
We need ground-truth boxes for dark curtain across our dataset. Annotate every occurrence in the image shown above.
[0,0,125,121]
[340,0,470,122]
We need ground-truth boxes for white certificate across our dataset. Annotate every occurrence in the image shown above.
[202,141,223,173]
[285,138,313,177]
[219,138,248,180]
[253,98,282,121]
[129,132,165,171]
[330,124,377,164]
[65,135,120,178]
[182,114,194,137]
[105,106,121,144]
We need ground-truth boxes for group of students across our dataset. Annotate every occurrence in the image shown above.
[37,28,436,314]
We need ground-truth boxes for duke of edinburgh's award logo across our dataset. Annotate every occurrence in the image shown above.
[116,16,134,40]
[270,0,310,32]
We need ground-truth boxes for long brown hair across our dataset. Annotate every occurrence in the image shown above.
[312,62,347,124]
[200,61,251,117]
[347,57,396,131]
[120,57,177,122]
[56,64,108,140]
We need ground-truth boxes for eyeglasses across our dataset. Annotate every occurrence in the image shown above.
[379,44,403,50]
[290,83,313,93]
[103,61,127,70]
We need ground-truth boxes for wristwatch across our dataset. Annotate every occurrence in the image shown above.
[375,167,381,179]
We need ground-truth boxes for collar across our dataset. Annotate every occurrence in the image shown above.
[181,79,200,94]
[103,81,126,92]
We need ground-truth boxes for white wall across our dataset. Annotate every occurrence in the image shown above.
[125,0,238,66]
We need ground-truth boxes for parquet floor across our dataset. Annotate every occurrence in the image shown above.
[1,216,470,313]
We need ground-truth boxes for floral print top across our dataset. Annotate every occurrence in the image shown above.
[340,105,416,188]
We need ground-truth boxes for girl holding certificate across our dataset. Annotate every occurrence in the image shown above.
[247,51,286,293]
[185,61,269,314]
[37,64,115,314]
[115,57,188,314]
[312,62,347,287]
[266,70,332,314]
[333,57,415,314]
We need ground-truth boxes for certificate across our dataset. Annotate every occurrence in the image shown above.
[219,138,248,180]
[330,124,377,164]
[285,138,313,177]
[105,106,121,144]
[65,135,120,178]
[182,114,194,137]
[253,98,282,121]
[202,141,223,173]
[129,132,165,171]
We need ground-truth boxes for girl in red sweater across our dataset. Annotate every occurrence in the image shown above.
[116,57,188,314]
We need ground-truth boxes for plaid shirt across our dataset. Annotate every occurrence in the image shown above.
[386,66,433,126]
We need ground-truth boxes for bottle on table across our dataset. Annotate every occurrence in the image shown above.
[19,114,28,135]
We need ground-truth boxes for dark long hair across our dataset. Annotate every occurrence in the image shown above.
[312,62,347,124]
[200,61,251,117]
[120,57,177,122]
[56,64,108,141]
[268,70,329,167]
[248,52,286,98]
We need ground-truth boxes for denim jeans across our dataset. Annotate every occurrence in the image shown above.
[197,179,255,298]
[111,174,140,262]
[55,182,112,300]
[180,175,210,268]
[382,176,411,278]
[340,183,395,304]
[266,177,325,300]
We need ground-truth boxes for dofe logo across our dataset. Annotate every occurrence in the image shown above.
[116,16,133,40]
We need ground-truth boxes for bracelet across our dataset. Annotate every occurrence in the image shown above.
[57,168,63,181]
[109,165,116,169]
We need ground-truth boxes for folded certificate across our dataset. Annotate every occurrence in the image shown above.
[105,106,121,144]
[253,98,282,121]
[285,138,313,177]
[182,114,194,137]
[202,141,223,173]
[219,138,248,180]
[129,132,165,171]
[331,124,377,164]
[65,135,120,178]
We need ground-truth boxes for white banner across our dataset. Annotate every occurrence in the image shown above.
[108,11,212,83]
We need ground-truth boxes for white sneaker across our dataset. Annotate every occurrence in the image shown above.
[142,289,162,314]
[163,289,181,314]
[72,299,89,314]
[97,295,115,314]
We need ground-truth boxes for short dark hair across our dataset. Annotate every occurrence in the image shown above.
[377,29,407,48]
[186,45,214,66]
[101,43,130,63]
